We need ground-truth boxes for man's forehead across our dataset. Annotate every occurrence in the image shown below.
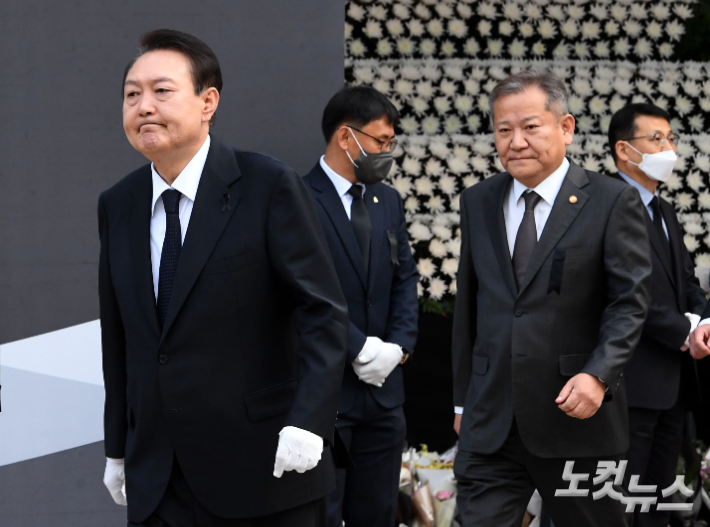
[126,50,191,81]
[634,115,671,133]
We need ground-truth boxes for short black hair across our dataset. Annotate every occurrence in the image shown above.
[122,29,223,126]
[607,103,671,163]
[321,85,399,143]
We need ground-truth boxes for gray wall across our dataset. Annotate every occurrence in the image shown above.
[0,1,343,524]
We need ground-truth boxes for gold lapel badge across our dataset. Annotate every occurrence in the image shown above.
[569,195,578,204]
[373,196,379,203]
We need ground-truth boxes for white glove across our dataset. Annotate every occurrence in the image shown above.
[103,457,127,506]
[273,426,323,478]
[352,337,403,387]
[684,312,701,348]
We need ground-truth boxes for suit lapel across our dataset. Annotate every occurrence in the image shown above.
[160,139,242,343]
[365,186,384,294]
[660,199,680,296]
[517,162,589,296]
[310,165,368,289]
[484,174,517,298]
[127,168,161,337]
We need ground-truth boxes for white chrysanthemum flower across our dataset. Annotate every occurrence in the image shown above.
[635,79,652,96]
[410,222,432,241]
[448,279,458,295]
[428,278,447,300]
[667,20,684,41]
[344,23,353,40]
[397,38,415,55]
[676,96,693,116]
[553,43,570,59]
[467,115,482,132]
[645,21,663,40]
[457,4,473,19]
[425,158,444,176]
[503,1,522,20]
[576,115,595,133]
[699,192,710,209]
[589,4,607,19]
[610,78,631,97]
[657,81,678,98]
[477,19,493,37]
[690,115,704,132]
[583,157,601,172]
[433,96,451,114]
[674,4,694,20]
[603,156,618,174]
[574,42,590,58]
[470,67,486,81]
[665,173,682,191]
[444,116,463,133]
[440,79,457,96]
[624,20,642,38]
[609,95,626,114]
[487,39,504,56]
[634,38,652,58]
[685,222,705,236]
[353,67,375,84]
[373,79,390,95]
[581,21,600,40]
[441,258,458,277]
[472,140,495,156]
[604,20,619,36]
[676,142,693,157]
[684,81,701,98]
[499,20,515,37]
[420,39,437,55]
[349,39,367,57]
[571,78,592,97]
[447,156,470,174]
[448,19,467,38]
[347,3,366,21]
[610,5,626,21]
[428,195,446,214]
[588,96,607,115]
[394,79,414,98]
[600,115,612,135]
[417,80,435,98]
[567,4,585,19]
[400,65,421,81]
[568,96,585,115]
[393,3,410,20]
[405,196,419,214]
[470,156,489,173]
[454,95,474,114]
[697,138,710,155]
[417,282,424,297]
[489,66,508,80]
[687,171,703,191]
[427,19,445,37]
[369,5,387,21]
[446,238,461,258]
[417,258,436,278]
[376,39,393,57]
[414,4,432,20]
[464,38,480,55]
[460,80,479,97]
[391,176,413,197]
[593,42,610,58]
[538,20,557,39]
[696,253,710,270]
[696,156,710,173]
[386,19,406,37]
[675,155,687,172]
[519,22,534,38]
[400,117,419,134]
[629,4,646,19]
[525,4,542,19]
[453,146,469,161]
[438,175,457,195]
[560,20,579,38]
[654,97,668,111]
[441,41,456,56]
[430,142,450,159]
[509,39,527,58]
[617,66,634,79]
[408,19,425,36]
[546,5,565,20]
[407,144,427,159]
[614,38,631,56]
[651,4,670,20]
[477,95,491,112]
[531,41,546,56]
[364,20,383,39]
[421,116,440,134]
[415,176,435,196]
[462,175,479,188]
[435,3,453,18]
[411,98,429,115]
[676,193,695,211]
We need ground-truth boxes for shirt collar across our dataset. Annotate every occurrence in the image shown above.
[319,155,365,197]
[511,157,570,206]
[151,135,211,216]
[618,171,656,207]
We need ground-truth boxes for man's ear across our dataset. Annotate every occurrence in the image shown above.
[561,114,575,146]
[615,141,630,163]
[201,87,220,123]
[335,126,351,152]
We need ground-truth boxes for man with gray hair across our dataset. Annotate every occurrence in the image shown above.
[451,69,652,526]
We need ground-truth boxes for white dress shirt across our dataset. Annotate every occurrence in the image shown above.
[618,171,668,239]
[320,155,365,218]
[455,158,570,415]
[150,135,211,300]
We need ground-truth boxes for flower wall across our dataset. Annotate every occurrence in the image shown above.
[345,0,710,314]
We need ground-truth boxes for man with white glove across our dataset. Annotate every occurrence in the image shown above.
[304,86,419,527]
[608,103,708,527]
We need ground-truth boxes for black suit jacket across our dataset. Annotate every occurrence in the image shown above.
[303,163,419,412]
[611,174,706,410]
[99,138,349,522]
[452,160,652,458]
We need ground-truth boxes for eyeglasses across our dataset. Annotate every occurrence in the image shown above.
[625,132,679,148]
[347,126,398,152]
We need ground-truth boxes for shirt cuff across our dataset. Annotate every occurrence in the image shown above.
[698,318,710,328]
[454,406,463,415]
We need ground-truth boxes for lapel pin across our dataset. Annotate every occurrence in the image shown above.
[373,196,379,203]
[569,195,577,204]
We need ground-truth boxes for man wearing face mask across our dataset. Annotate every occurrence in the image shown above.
[303,85,419,527]
[608,103,707,527]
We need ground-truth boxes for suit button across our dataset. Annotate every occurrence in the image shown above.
[515,309,523,317]
[159,354,168,364]
[368,300,373,307]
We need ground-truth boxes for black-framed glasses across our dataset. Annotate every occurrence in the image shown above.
[625,132,679,148]
[347,125,398,152]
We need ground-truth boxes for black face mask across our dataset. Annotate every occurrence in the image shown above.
[346,127,394,185]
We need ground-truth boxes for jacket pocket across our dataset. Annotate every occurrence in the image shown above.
[244,379,297,423]
[472,355,488,375]
[559,354,590,377]
[202,250,254,275]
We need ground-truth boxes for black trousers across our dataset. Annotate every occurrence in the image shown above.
[129,458,325,527]
[625,390,686,527]
[454,420,626,527]
[325,386,406,527]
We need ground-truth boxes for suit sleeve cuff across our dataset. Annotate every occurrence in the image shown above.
[454,406,463,415]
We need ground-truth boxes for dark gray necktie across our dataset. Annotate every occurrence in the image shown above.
[348,185,372,272]
[512,191,542,289]
[650,196,671,261]
[157,189,182,330]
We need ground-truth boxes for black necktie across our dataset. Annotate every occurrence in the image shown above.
[348,185,372,272]
[512,191,542,289]
[157,189,182,330]
[650,196,671,260]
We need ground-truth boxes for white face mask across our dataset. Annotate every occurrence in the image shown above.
[624,141,677,183]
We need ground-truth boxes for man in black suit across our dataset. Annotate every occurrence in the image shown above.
[303,86,419,527]
[607,103,707,527]
[99,30,349,527]
[451,70,652,526]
